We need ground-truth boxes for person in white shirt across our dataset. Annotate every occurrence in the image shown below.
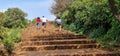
[41,16,47,32]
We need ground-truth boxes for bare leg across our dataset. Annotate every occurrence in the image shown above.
[60,25,61,31]
[42,26,44,32]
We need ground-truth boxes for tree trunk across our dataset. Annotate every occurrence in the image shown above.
[108,0,120,21]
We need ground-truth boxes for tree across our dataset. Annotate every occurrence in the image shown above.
[51,0,73,16]
[60,0,120,47]
[108,0,120,21]
[0,12,5,27]
[4,8,27,28]
[0,12,6,39]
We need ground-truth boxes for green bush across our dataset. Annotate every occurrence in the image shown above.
[68,23,76,31]
[60,0,120,47]
[20,19,29,28]
[10,28,22,43]
[0,27,8,40]
[3,37,14,54]
[32,18,36,24]
[88,26,106,38]
[53,20,57,28]
[116,0,120,12]
[102,19,120,47]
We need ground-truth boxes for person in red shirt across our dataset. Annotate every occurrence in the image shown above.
[36,17,41,29]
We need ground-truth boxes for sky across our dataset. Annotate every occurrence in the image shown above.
[0,0,55,21]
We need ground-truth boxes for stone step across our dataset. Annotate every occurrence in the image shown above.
[17,49,120,56]
[46,53,120,56]
[22,36,86,41]
[22,35,85,38]
[21,44,100,51]
[22,39,96,46]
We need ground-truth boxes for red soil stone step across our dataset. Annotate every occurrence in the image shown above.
[22,39,96,46]
[22,36,86,41]
[17,49,120,56]
[21,44,100,51]
[22,35,85,38]
[47,53,120,56]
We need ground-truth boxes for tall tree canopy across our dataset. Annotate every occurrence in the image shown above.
[4,8,27,28]
[51,0,73,16]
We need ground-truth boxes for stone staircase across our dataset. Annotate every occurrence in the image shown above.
[17,35,120,56]
[16,23,120,56]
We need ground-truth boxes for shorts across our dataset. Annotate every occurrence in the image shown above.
[57,22,61,27]
[42,22,46,27]
[36,23,39,25]
[36,22,40,28]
